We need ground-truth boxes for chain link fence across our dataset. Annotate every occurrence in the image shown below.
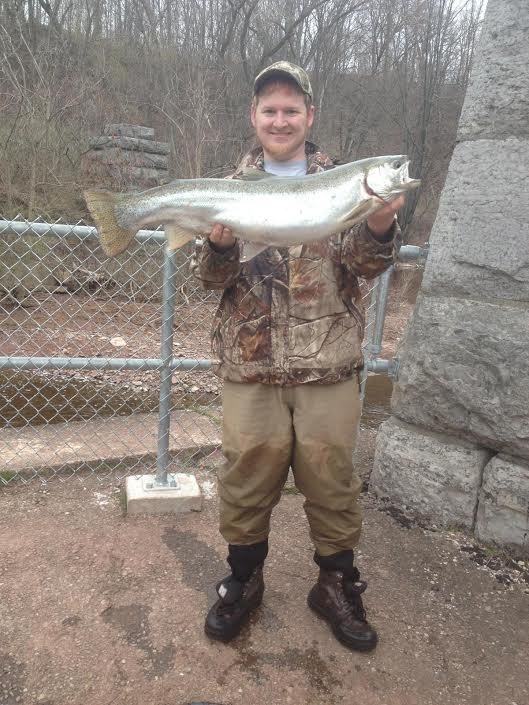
[0,216,426,488]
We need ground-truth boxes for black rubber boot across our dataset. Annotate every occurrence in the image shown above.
[308,550,378,652]
[204,540,268,642]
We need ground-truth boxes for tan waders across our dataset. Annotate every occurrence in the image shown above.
[218,378,363,554]
[205,377,377,649]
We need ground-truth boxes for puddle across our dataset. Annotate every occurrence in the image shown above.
[361,373,393,428]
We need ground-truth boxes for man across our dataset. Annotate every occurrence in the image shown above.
[193,61,403,652]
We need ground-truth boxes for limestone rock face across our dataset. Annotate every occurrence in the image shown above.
[371,0,529,551]
[476,455,529,550]
[391,297,529,461]
[457,0,529,141]
[421,139,529,302]
[371,417,491,529]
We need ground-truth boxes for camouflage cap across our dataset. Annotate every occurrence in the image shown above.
[253,61,313,101]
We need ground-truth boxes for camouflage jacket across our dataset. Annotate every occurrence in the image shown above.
[192,141,401,385]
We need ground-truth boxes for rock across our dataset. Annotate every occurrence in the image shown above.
[371,417,492,529]
[377,0,529,552]
[84,147,169,170]
[53,267,113,294]
[457,0,529,141]
[392,296,529,460]
[126,166,171,184]
[476,454,529,550]
[421,139,529,302]
[88,135,170,155]
[103,124,155,140]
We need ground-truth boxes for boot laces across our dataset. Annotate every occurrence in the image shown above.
[215,575,244,615]
[342,578,368,622]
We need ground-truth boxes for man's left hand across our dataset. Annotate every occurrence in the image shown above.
[367,194,406,239]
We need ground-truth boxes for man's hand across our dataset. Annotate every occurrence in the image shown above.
[367,194,406,239]
[208,223,236,251]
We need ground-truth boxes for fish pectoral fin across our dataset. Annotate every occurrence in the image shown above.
[241,241,269,262]
[238,168,276,181]
[340,199,376,228]
[164,225,195,250]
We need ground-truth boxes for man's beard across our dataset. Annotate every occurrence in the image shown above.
[262,133,305,161]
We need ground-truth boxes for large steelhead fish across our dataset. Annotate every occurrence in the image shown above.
[84,155,420,260]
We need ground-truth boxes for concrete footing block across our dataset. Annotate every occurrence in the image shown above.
[126,473,202,515]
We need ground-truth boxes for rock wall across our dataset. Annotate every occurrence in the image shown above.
[371,0,529,553]
[80,124,171,190]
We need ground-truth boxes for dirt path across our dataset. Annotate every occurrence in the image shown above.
[1,457,528,705]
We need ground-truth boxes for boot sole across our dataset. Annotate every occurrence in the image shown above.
[307,594,377,653]
[204,591,263,643]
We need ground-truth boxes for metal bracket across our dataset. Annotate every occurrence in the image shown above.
[142,473,180,491]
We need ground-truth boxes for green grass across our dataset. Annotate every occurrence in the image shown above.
[282,485,301,495]
[116,486,128,515]
[174,400,222,426]
[0,470,19,486]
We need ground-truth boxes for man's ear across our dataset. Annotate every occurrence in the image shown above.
[250,102,257,128]
[307,104,315,129]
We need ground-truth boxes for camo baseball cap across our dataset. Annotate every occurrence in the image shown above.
[253,61,313,101]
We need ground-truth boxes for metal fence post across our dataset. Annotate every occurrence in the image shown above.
[359,265,397,403]
[371,266,393,358]
[154,246,178,487]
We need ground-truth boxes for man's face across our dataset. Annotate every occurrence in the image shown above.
[251,82,315,162]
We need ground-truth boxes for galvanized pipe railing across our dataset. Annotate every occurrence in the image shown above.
[0,218,165,244]
[156,249,178,486]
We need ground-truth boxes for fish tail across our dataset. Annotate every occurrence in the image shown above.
[84,190,136,256]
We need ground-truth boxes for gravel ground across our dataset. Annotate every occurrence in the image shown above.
[1,457,528,705]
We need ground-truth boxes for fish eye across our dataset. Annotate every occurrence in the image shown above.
[392,160,403,169]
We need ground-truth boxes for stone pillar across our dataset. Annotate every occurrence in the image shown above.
[371,0,529,551]
[80,124,171,190]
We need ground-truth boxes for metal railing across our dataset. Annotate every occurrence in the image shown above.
[0,217,427,487]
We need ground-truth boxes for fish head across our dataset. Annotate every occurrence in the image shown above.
[364,156,420,202]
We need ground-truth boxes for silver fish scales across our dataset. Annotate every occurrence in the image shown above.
[84,155,420,261]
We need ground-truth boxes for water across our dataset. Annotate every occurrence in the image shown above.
[361,374,393,428]
[0,371,393,429]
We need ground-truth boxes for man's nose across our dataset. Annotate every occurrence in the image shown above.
[272,111,288,127]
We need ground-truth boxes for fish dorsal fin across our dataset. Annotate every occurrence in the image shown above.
[238,168,276,181]
[164,224,195,251]
[241,241,269,262]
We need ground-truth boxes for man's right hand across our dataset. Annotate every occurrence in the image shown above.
[208,223,236,251]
